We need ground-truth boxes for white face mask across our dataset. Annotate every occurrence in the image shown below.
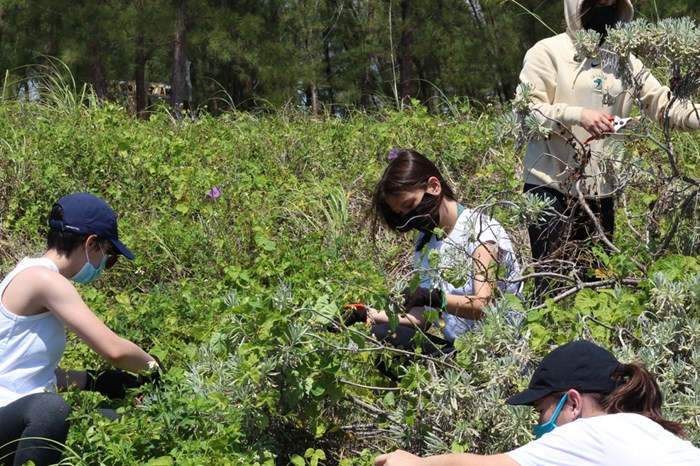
[70,244,107,284]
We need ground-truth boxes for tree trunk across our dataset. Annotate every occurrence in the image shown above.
[399,0,413,105]
[350,0,375,109]
[310,83,319,115]
[134,33,148,119]
[171,0,189,112]
[76,0,107,101]
[87,40,108,101]
[324,39,334,113]
[0,9,4,53]
[359,64,372,109]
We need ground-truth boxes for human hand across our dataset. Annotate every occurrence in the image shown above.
[327,304,370,332]
[401,287,444,311]
[580,108,615,140]
[144,354,166,383]
[343,304,369,326]
[85,369,149,399]
[375,450,425,466]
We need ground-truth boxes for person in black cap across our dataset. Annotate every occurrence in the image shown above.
[0,193,163,466]
[374,340,700,466]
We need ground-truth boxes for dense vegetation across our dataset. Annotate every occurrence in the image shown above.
[1,77,700,464]
[2,6,700,465]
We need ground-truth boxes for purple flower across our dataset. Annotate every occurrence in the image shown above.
[387,148,399,160]
[206,186,221,198]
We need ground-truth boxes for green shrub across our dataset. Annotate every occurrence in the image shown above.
[1,81,700,463]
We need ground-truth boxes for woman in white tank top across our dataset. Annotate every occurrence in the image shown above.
[0,193,163,466]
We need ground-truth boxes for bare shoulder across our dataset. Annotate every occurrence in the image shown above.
[3,265,78,316]
[20,264,73,290]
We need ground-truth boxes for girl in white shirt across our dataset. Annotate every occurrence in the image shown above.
[375,340,700,466]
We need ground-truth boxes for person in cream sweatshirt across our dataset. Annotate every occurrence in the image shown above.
[520,0,700,297]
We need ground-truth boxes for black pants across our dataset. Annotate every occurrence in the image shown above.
[0,393,70,466]
[371,323,455,380]
[525,184,615,300]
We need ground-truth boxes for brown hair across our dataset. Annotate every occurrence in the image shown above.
[594,363,686,438]
[370,149,456,237]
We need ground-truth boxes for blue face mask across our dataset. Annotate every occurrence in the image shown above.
[533,393,568,439]
[71,245,107,284]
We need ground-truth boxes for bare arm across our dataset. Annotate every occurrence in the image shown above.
[374,450,519,466]
[368,243,501,324]
[443,242,498,321]
[368,306,430,328]
[32,267,155,373]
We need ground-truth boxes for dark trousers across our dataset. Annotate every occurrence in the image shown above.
[371,323,455,381]
[525,184,615,300]
[0,393,70,466]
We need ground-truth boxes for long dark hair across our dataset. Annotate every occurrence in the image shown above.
[594,363,686,438]
[370,150,456,238]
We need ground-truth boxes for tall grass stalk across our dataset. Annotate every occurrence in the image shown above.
[506,0,556,35]
[10,56,100,115]
[0,436,85,466]
[286,186,350,244]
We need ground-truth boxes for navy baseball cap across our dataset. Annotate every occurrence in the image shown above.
[506,340,622,406]
[48,192,135,260]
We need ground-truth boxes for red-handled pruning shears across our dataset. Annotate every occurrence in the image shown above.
[343,303,372,325]
[583,116,636,144]
[343,303,369,312]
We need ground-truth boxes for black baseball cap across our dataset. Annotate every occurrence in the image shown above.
[49,192,135,260]
[506,340,622,406]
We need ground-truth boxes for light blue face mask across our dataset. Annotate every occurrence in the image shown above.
[533,393,568,439]
[71,245,107,284]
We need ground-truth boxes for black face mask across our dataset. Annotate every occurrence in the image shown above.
[384,191,442,234]
[583,5,618,41]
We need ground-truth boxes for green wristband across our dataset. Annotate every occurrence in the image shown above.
[441,289,447,312]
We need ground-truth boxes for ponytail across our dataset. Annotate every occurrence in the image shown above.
[599,363,686,438]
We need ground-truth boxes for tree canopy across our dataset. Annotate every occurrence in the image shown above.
[4,0,694,114]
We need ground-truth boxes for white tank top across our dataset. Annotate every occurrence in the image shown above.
[0,257,67,407]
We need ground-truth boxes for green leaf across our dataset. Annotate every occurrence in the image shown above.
[145,457,174,466]
[382,391,396,408]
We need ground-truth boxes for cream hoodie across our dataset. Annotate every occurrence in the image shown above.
[520,0,700,198]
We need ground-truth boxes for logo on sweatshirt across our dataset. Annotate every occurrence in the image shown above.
[592,74,606,94]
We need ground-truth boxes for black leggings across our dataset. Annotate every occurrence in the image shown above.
[524,184,615,299]
[371,323,455,380]
[0,393,70,466]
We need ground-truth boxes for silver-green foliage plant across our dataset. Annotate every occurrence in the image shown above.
[574,18,700,256]
[353,268,700,456]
